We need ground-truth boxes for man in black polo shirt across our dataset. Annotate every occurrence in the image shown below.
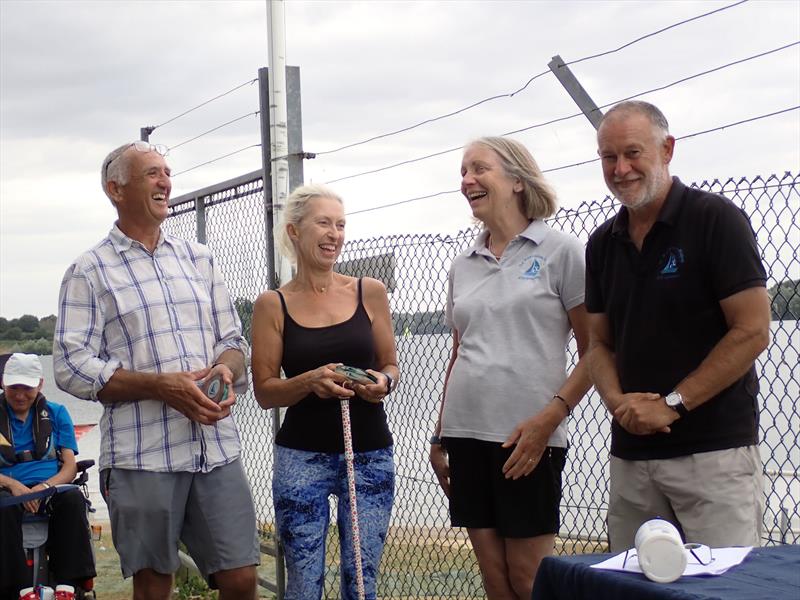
[585,100,770,551]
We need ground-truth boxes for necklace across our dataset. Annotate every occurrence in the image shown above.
[487,235,503,259]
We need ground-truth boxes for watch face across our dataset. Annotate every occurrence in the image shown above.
[666,392,688,416]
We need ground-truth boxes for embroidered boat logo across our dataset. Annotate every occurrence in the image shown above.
[520,256,545,280]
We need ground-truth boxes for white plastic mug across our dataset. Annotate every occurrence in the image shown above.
[634,518,688,583]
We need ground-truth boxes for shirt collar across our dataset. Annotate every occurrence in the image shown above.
[109,222,168,253]
[468,219,548,256]
[611,176,685,238]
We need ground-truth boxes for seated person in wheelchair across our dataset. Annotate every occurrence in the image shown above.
[0,353,96,597]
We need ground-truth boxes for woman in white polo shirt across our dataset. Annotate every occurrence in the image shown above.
[430,136,592,599]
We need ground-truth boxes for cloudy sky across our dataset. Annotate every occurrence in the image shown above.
[1,0,798,318]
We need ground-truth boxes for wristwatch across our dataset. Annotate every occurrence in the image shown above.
[382,372,394,394]
[430,434,442,445]
[665,391,689,417]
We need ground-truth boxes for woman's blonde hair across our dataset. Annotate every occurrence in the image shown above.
[274,183,343,263]
[468,136,558,219]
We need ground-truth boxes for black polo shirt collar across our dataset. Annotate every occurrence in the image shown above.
[610,176,686,239]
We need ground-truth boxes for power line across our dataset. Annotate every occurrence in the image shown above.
[345,105,799,216]
[326,145,463,185]
[316,71,551,156]
[346,190,460,216]
[565,0,749,66]
[172,144,261,177]
[326,41,798,185]
[168,111,260,151]
[149,78,258,132]
[675,106,799,141]
[315,0,749,156]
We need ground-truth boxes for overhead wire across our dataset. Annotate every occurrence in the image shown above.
[565,0,749,66]
[169,111,260,151]
[149,78,258,132]
[344,105,800,216]
[172,144,261,177]
[314,0,749,156]
[151,0,756,180]
[326,40,798,185]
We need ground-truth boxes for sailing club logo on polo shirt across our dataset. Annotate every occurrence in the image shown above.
[658,247,685,279]
[519,255,545,280]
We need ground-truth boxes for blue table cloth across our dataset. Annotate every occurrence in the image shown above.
[531,544,799,600]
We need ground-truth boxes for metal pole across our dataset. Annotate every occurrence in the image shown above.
[195,196,206,244]
[258,67,276,291]
[258,61,286,600]
[267,0,294,288]
[286,66,305,192]
[547,55,604,131]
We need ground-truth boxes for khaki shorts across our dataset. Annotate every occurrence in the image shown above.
[607,445,764,552]
[101,460,259,584]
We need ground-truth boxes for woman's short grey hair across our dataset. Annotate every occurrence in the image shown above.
[468,136,558,220]
[600,101,670,140]
[274,183,344,263]
[101,143,134,203]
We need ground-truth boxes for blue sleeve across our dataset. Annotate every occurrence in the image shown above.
[49,403,78,455]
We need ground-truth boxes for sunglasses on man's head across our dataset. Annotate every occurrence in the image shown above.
[103,142,169,179]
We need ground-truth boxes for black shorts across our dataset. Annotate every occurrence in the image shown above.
[444,437,566,538]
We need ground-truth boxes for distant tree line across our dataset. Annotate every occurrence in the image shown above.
[2,276,796,357]
[163,278,800,354]
[768,279,800,321]
[0,314,57,355]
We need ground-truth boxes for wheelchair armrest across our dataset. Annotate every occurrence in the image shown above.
[76,459,95,473]
[0,484,60,508]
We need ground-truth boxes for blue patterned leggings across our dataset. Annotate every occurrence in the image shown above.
[273,445,395,600]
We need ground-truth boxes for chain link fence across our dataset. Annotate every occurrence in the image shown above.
[165,172,799,598]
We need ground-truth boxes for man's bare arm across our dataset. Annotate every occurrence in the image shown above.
[672,286,770,410]
[587,312,625,413]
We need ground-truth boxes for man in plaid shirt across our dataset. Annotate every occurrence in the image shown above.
[54,142,258,600]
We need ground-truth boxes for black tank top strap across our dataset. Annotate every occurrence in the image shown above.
[275,290,288,315]
[357,277,363,304]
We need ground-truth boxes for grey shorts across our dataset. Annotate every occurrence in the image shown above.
[100,459,259,584]
[607,445,764,552]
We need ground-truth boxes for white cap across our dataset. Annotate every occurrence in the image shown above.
[2,353,43,388]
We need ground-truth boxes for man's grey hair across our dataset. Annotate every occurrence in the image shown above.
[274,183,344,264]
[101,143,135,203]
[600,101,670,140]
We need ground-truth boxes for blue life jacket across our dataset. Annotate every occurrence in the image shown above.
[0,392,55,467]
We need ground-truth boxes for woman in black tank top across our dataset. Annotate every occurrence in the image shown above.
[251,184,399,600]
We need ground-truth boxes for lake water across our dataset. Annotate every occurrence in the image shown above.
[36,320,799,540]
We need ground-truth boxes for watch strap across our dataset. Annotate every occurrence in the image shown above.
[382,372,394,394]
[667,392,689,417]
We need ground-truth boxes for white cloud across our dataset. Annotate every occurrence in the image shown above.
[1,0,798,317]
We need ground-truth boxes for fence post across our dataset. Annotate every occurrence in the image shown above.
[286,66,304,192]
[548,54,603,130]
[195,195,206,244]
[257,63,303,600]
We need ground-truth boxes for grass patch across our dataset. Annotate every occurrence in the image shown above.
[91,519,605,599]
